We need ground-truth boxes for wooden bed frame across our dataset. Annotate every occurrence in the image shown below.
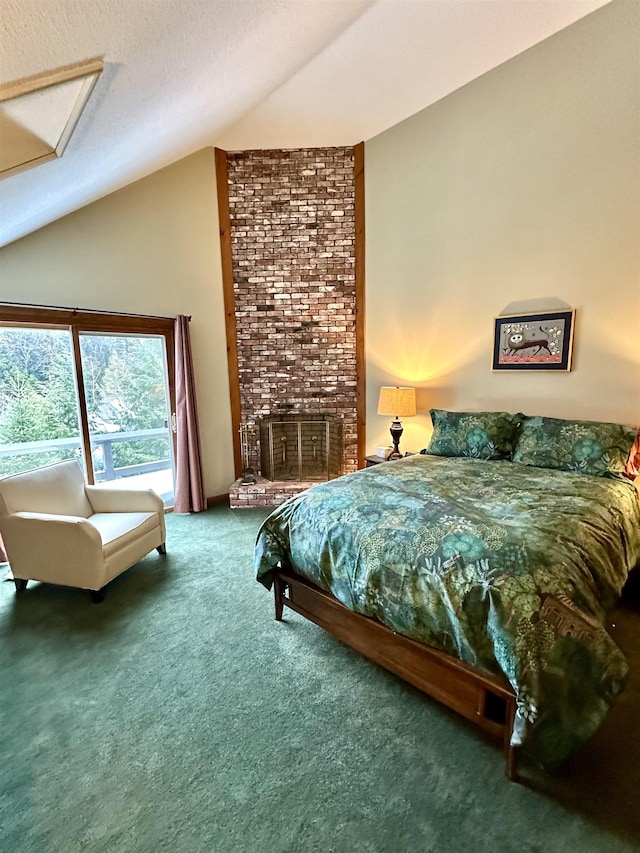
[273,569,520,781]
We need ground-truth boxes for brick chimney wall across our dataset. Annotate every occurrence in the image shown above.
[226,147,358,476]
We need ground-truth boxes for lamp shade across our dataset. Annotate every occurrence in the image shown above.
[377,386,416,418]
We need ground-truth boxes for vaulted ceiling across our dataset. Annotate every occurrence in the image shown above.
[0,0,609,248]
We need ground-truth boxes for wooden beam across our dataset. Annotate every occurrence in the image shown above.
[214,147,243,479]
[353,142,366,470]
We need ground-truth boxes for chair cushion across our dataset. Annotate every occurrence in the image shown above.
[89,512,159,557]
[0,460,92,518]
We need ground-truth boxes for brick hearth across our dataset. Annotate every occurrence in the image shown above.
[229,476,319,509]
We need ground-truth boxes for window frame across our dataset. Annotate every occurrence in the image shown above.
[0,304,176,492]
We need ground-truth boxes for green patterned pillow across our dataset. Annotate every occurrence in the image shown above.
[422,409,523,461]
[512,415,638,479]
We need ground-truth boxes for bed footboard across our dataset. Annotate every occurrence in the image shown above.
[273,569,519,782]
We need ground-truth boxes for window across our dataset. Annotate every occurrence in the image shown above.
[0,306,176,506]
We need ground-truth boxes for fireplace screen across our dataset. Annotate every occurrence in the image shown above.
[260,415,342,482]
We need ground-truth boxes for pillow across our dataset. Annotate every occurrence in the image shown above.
[422,409,523,461]
[512,415,638,480]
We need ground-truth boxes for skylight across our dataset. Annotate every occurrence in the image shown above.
[0,58,103,180]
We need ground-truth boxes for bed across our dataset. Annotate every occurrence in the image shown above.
[254,412,640,780]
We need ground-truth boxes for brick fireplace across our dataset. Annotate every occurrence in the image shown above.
[217,146,364,508]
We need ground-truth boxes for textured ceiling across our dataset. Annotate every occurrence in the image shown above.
[0,0,609,248]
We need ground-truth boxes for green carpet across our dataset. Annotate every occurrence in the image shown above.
[1,505,639,853]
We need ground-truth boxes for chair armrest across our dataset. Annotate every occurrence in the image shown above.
[85,486,164,515]
[0,512,104,587]
[7,511,102,544]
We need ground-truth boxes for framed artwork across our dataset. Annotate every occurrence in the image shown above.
[492,309,575,371]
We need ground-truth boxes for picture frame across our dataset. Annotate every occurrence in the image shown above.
[492,309,575,371]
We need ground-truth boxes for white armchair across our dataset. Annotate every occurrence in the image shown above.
[0,459,166,602]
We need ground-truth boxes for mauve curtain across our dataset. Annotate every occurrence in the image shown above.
[173,315,206,513]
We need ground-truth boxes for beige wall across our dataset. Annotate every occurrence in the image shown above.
[1,1,638,476]
[0,149,235,498]
[365,0,640,455]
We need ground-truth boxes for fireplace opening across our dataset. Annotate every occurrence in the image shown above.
[259,415,342,481]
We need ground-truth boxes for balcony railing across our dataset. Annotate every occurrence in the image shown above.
[0,429,173,498]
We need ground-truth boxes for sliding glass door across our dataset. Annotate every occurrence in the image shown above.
[79,333,174,505]
[0,307,176,507]
[0,326,84,476]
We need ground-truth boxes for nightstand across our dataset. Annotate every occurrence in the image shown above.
[364,453,416,468]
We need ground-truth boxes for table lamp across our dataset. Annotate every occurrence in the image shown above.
[377,386,416,459]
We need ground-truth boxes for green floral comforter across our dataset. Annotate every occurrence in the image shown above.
[254,456,640,767]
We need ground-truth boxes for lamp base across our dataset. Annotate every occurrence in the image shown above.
[388,420,404,459]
